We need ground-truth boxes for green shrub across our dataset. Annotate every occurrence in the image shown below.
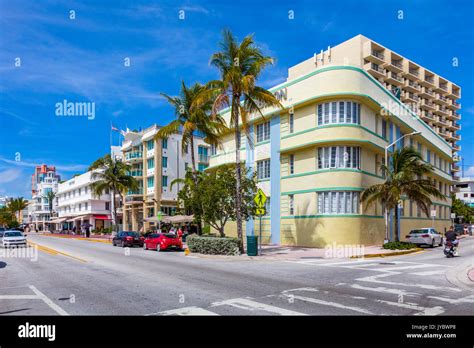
[186,234,241,255]
[383,241,418,250]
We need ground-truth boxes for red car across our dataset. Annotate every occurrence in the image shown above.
[143,233,183,251]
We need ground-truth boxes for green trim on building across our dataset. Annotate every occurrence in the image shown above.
[281,168,385,180]
[281,123,388,142]
[281,214,383,219]
[281,186,364,196]
[255,140,271,146]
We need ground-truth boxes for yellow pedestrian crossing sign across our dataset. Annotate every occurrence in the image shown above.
[254,189,267,208]
[255,208,266,216]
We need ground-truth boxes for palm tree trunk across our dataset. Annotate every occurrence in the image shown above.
[111,187,117,232]
[394,207,400,242]
[233,97,243,252]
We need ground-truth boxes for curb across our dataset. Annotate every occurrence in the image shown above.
[350,248,424,259]
[38,234,112,244]
[446,260,474,293]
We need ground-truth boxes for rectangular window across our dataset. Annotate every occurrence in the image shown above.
[427,150,431,163]
[317,105,323,125]
[162,157,168,168]
[162,138,168,149]
[257,159,271,180]
[256,121,270,142]
[318,191,360,214]
[289,194,294,215]
[85,202,88,210]
[418,143,422,156]
[147,140,154,151]
[147,177,154,188]
[331,102,337,123]
[198,163,208,171]
[317,146,360,169]
[162,176,168,188]
[105,202,110,210]
[289,113,294,133]
[147,158,155,169]
[339,102,345,123]
[323,103,330,124]
[289,154,294,174]
[381,119,387,139]
[346,102,352,123]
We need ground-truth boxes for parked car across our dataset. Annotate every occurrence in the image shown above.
[112,231,144,247]
[406,228,443,247]
[1,230,27,248]
[144,233,183,251]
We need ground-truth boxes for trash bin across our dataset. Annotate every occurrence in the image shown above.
[246,235,258,256]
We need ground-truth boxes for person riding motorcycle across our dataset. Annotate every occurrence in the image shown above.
[444,226,464,256]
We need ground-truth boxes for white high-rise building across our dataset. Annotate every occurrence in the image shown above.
[30,164,60,231]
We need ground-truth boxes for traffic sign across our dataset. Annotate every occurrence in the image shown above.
[254,189,267,208]
[430,210,437,217]
[255,208,266,216]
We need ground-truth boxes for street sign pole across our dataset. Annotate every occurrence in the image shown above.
[253,189,268,257]
[259,215,262,256]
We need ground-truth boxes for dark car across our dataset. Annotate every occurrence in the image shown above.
[112,231,144,247]
[453,224,465,236]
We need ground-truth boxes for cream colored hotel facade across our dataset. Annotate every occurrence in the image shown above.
[209,34,461,247]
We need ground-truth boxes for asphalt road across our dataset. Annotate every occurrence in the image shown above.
[0,234,473,316]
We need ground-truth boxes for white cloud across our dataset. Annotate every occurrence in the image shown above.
[0,157,88,172]
[0,168,22,184]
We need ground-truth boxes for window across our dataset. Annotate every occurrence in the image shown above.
[79,203,82,210]
[381,119,387,139]
[147,140,154,151]
[162,176,168,188]
[317,146,360,169]
[257,159,271,180]
[162,138,168,149]
[289,154,294,174]
[256,121,270,142]
[317,101,360,126]
[426,150,431,163]
[289,113,294,133]
[198,163,208,171]
[147,177,154,188]
[210,144,217,156]
[85,202,88,210]
[162,157,168,168]
[147,158,155,170]
[105,202,110,210]
[185,162,189,170]
[317,191,360,214]
[184,144,188,154]
[289,194,294,215]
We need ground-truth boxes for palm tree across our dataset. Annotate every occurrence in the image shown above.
[7,197,29,223]
[42,191,56,219]
[155,81,226,175]
[199,29,283,249]
[361,147,445,242]
[89,154,139,232]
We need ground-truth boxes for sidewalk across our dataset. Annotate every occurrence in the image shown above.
[32,232,112,244]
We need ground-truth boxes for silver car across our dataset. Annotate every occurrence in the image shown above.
[406,228,443,247]
[1,230,27,248]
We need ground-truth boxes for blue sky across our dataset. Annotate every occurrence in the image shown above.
[0,0,473,198]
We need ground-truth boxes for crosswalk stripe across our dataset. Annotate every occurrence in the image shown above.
[427,295,474,304]
[351,284,420,297]
[356,273,462,292]
[211,298,306,316]
[152,306,219,316]
[375,264,431,272]
[281,293,373,314]
[375,300,444,316]
[410,270,446,276]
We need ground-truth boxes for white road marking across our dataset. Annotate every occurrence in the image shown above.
[410,270,446,276]
[356,273,462,292]
[427,295,474,304]
[151,306,219,316]
[211,298,306,315]
[375,299,444,316]
[28,285,69,316]
[375,264,432,272]
[280,292,373,315]
[0,295,40,299]
[351,284,420,297]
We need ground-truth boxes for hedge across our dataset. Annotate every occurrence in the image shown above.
[382,241,418,250]
[186,234,241,255]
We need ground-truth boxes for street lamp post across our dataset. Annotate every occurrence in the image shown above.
[383,131,421,243]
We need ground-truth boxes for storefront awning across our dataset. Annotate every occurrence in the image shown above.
[94,215,111,220]
[66,215,88,222]
[49,217,67,223]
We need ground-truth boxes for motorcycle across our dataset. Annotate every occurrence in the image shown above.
[443,239,459,258]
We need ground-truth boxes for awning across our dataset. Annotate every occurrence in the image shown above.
[168,215,195,224]
[66,215,88,222]
[93,215,111,220]
[145,215,171,223]
[49,217,67,223]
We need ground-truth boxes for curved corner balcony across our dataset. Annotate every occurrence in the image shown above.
[125,152,143,162]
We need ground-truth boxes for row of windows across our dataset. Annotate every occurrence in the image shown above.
[317,146,360,170]
[317,101,361,126]
[317,191,360,215]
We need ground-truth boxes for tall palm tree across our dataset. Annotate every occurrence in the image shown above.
[198,29,283,248]
[361,147,445,242]
[155,81,226,175]
[89,154,139,232]
[7,197,29,223]
[42,191,57,219]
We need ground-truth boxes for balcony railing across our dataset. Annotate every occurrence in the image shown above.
[421,111,434,119]
[425,76,434,84]
[439,84,448,92]
[126,189,143,196]
[125,152,143,160]
[392,60,403,69]
[421,87,433,96]
[371,50,384,60]
[388,71,402,81]
[370,63,385,73]
[408,69,419,76]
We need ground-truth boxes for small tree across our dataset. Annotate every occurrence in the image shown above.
[452,196,473,223]
[175,169,205,235]
[200,165,257,238]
